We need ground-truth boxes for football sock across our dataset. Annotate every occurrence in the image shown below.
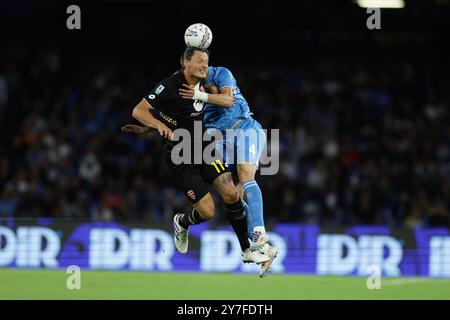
[243,180,265,238]
[242,200,252,238]
[225,200,250,251]
[179,208,207,229]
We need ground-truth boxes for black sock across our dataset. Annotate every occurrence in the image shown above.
[179,208,206,229]
[225,200,250,251]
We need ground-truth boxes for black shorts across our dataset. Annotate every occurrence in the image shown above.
[166,157,230,204]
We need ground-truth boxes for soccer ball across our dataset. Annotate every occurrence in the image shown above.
[184,23,213,49]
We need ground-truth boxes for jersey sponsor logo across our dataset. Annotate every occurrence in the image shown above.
[159,112,177,126]
[187,190,196,200]
[155,85,165,95]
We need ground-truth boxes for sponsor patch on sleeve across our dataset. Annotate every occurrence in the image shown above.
[155,85,165,95]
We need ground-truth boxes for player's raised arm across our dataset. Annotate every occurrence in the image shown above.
[178,84,234,108]
[132,99,173,140]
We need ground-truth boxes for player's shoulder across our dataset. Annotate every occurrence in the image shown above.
[152,70,182,95]
[160,70,183,86]
[213,66,232,75]
[208,66,234,81]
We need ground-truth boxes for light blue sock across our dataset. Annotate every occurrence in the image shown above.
[242,180,265,238]
[241,200,252,237]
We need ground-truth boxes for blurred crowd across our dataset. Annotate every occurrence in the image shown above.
[1,41,449,228]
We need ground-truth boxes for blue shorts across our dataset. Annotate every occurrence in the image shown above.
[207,118,266,174]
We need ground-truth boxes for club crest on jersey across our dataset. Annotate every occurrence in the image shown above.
[193,100,204,112]
[187,190,196,200]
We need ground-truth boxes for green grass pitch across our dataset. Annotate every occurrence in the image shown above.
[0,269,449,299]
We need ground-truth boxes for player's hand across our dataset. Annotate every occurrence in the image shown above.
[156,123,174,140]
[121,124,151,135]
[204,84,218,94]
[179,84,195,100]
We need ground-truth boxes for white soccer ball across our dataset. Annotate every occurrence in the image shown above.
[184,23,213,49]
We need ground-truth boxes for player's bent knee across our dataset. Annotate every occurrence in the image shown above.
[236,183,245,199]
[237,164,257,183]
[220,186,239,204]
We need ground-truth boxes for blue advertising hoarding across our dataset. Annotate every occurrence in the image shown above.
[0,220,449,277]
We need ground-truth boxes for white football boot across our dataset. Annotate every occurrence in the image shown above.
[173,213,189,253]
[241,248,269,264]
[250,230,270,250]
[259,243,279,278]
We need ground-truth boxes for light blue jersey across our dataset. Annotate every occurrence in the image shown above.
[205,67,268,239]
[204,66,266,171]
[204,66,252,131]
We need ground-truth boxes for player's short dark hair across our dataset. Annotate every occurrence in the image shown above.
[180,47,210,68]
[182,47,210,61]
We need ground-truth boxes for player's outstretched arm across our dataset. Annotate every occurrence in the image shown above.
[132,100,173,140]
[179,84,234,108]
[121,124,151,135]
[207,87,234,108]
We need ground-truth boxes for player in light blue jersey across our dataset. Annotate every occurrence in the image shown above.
[179,66,278,277]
